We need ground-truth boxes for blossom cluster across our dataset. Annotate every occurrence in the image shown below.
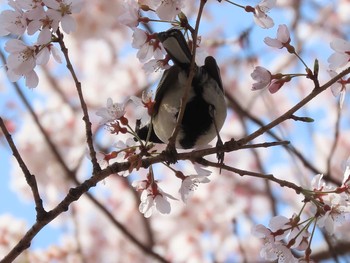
[96,93,212,217]
[253,163,350,262]
[117,0,278,73]
[0,0,83,88]
[250,23,350,107]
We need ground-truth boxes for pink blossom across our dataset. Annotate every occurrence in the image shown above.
[316,193,350,234]
[268,79,284,94]
[155,0,183,20]
[36,44,62,65]
[264,24,290,49]
[179,165,211,203]
[43,0,84,34]
[328,38,350,70]
[5,39,39,88]
[251,66,272,90]
[253,0,276,29]
[96,98,128,124]
[252,224,298,262]
[132,28,164,62]
[342,160,350,186]
[269,214,310,250]
[328,70,349,108]
[142,58,171,73]
[0,3,27,36]
[136,182,177,218]
[130,90,154,127]
[309,173,350,235]
[118,0,140,28]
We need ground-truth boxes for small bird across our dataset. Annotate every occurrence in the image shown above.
[137,28,226,150]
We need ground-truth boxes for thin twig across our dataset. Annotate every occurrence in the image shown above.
[196,158,304,194]
[55,28,100,173]
[238,66,350,145]
[326,104,342,175]
[0,117,46,219]
[166,0,207,149]
[0,41,168,263]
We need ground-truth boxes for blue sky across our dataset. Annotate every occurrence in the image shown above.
[0,0,349,257]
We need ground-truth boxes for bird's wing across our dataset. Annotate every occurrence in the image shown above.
[153,65,181,115]
[203,56,224,92]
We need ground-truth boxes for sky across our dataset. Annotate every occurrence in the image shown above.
[0,0,348,257]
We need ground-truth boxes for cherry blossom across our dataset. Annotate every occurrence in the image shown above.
[132,28,164,63]
[342,161,350,186]
[5,39,39,88]
[96,98,128,124]
[251,66,272,90]
[250,66,286,93]
[269,214,309,250]
[252,224,298,262]
[264,24,291,49]
[130,90,154,128]
[133,178,177,218]
[252,0,276,29]
[0,2,27,36]
[142,58,171,73]
[316,193,350,234]
[179,164,211,203]
[310,174,331,191]
[328,70,349,108]
[328,38,350,70]
[27,9,60,44]
[36,44,62,65]
[154,0,183,21]
[42,0,84,34]
[308,173,350,235]
[118,0,141,28]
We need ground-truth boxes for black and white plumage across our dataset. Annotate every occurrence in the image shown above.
[137,29,226,149]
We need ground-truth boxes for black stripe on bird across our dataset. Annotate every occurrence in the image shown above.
[137,28,227,156]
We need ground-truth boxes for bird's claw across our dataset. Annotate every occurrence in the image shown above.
[163,142,178,164]
[216,137,224,171]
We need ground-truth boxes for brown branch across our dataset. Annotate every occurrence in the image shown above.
[3,61,348,261]
[55,28,100,173]
[0,42,168,263]
[225,92,322,174]
[326,103,342,175]
[84,192,167,263]
[0,117,46,218]
[312,241,350,261]
[166,0,207,150]
[196,158,304,195]
[1,164,169,263]
[239,67,350,146]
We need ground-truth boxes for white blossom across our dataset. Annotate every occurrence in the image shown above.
[328,70,348,108]
[132,28,164,63]
[251,66,272,90]
[138,184,177,218]
[179,165,211,203]
[264,24,290,49]
[253,0,276,29]
[328,38,350,70]
[43,0,84,34]
[130,90,154,127]
[0,3,27,36]
[118,0,140,28]
[96,98,128,124]
[5,39,39,88]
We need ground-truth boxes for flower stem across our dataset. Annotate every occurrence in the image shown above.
[222,0,246,9]
[293,51,310,71]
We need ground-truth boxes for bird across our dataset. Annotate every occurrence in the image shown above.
[137,28,226,151]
